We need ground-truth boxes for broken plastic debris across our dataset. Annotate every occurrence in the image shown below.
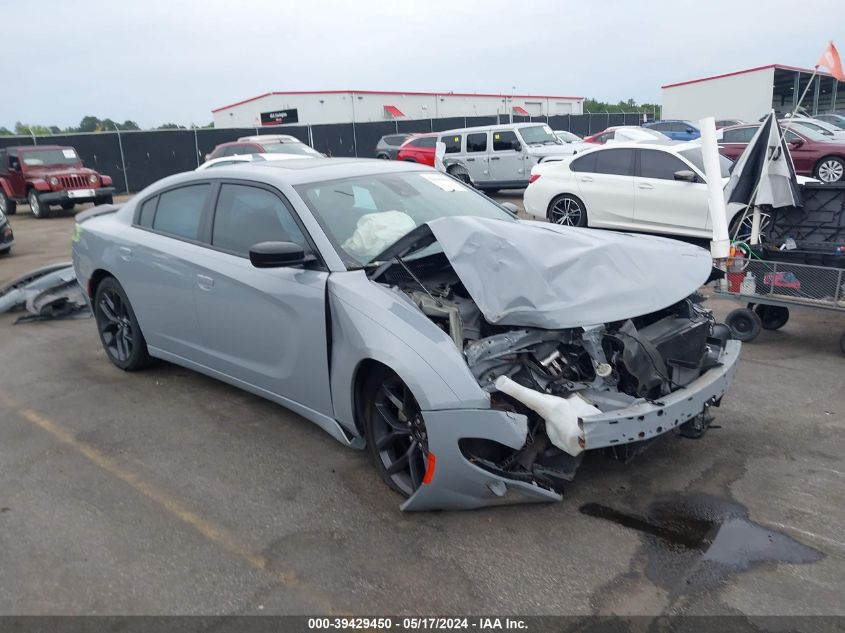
[494,375,600,456]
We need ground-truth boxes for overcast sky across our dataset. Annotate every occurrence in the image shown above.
[3,0,840,130]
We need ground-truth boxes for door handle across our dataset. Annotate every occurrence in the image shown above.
[118,246,132,261]
[579,176,594,182]
[466,158,475,162]
[490,157,500,161]
[196,274,214,291]
[638,183,654,190]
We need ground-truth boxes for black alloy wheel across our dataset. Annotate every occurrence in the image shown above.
[364,368,428,497]
[548,194,586,227]
[93,277,150,371]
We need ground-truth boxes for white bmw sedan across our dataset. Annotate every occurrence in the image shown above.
[524,141,746,239]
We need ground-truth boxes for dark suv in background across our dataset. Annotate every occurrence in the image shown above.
[375,133,413,160]
[0,146,114,219]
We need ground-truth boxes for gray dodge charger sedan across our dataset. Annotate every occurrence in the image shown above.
[72,158,740,511]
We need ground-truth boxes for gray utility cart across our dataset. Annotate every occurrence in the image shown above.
[715,257,845,354]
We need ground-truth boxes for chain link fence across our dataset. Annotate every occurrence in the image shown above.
[0,111,657,193]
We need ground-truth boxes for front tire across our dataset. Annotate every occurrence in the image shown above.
[28,189,49,219]
[61,201,75,212]
[725,307,762,342]
[362,366,429,497]
[0,190,16,215]
[548,193,587,227]
[93,277,151,371]
[96,195,114,206]
[815,156,845,183]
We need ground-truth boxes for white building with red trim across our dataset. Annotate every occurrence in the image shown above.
[661,64,844,123]
[211,90,584,128]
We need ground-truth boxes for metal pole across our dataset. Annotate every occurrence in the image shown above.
[509,86,515,124]
[193,126,200,167]
[350,92,358,157]
[113,123,129,194]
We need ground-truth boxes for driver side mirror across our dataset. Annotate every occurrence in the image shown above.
[511,140,523,152]
[789,138,804,148]
[673,170,698,183]
[686,128,695,134]
[249,241,313,268]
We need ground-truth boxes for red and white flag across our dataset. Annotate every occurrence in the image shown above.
[817,41,845,81]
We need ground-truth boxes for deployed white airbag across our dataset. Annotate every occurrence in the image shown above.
[343,211,417,260]
[494,376,600,456]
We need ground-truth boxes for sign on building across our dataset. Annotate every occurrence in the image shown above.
[260,108,299,125]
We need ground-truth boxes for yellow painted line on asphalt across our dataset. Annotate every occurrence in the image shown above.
[0,393,337,613]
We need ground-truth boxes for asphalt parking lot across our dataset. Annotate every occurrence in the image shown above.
[1,198,844,617]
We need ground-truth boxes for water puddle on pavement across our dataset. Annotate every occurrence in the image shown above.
[580,495,823,593]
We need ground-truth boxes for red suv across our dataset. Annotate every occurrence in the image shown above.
[395,133,438,166]
[0,146,114,219]
[719,124,845,183]
[206,134,322,161]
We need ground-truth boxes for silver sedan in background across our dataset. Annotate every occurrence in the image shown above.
[72,159,739,511]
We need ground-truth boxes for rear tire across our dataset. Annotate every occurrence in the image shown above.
[815,156,845,183]
[548,193,587,227]
[93,277,151,371]
[362,366,428,498]
[0,190,16,215]
[447,165,472,185]
[725,307,762,342]
[28,189,49,219]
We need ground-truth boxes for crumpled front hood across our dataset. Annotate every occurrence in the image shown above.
[418,217,712,329]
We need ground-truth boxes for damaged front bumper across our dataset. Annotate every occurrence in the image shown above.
[583,340,741,449]
[402,340,740,511]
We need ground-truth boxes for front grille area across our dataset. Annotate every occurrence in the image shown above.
[59,174,91,189]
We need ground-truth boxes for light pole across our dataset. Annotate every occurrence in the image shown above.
[24,125,36,146]
[509,86,516,123]
[112,122,130,194]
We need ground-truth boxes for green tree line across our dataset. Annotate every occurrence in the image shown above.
[0,116,214,136]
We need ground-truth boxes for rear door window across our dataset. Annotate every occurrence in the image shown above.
[466,133,487,152]
[593,148,634,176]
[137,197,158,227]
[152,184,211,241]
[570,152,598,173]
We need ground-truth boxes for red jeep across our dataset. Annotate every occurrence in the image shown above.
[0,146,115,219]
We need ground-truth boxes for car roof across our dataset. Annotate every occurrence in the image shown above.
[576,140,699,153]
[179,157,429,187]
[236,134,302,143]
[8,145,72,151]
[439,122,549,134]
